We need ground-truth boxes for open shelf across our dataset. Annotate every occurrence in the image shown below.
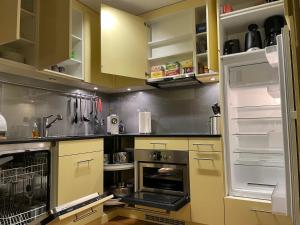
[104,163,134,172]
[146,73,201,88]
[220,0,284,33]
[72,34,82,46]
[148,33,192,48]
[196,32,207,37]
[148,51,193,61]
[196,52,208,58]
[59,58,82,67]
[21,8,35,17]
[234,147,283,155]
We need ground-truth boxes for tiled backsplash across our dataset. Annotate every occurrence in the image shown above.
[0,73,219,138]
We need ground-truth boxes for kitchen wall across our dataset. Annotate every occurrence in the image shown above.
[109,83,220,134]
[0,73,109,139]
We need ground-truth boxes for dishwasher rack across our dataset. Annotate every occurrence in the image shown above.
[0,150,50,225]
[0,204,46,225]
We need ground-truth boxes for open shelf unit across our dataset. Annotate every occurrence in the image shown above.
[218,0,284,57]
[0,0,37,66]
[145,1,218,84]
[56,9,84,80]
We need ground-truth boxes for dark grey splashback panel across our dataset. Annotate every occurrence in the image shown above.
[109,84,220,134]
[0,73,109,139]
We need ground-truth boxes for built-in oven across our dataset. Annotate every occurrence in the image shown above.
[0,142,51,225]
[122,150,190,211]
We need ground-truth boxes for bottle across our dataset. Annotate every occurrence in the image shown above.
[32,121,40,138]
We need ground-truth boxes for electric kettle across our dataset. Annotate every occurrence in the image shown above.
[245,24,262,51]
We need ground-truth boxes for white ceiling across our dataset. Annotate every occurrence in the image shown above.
[81,0,185,15]
[79,0,101,12]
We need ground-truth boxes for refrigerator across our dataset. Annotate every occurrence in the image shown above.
[222,26,300,225]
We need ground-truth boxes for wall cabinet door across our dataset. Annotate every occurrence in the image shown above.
[189,151,225,225]
[101,4,148,80]
[39,0,71,68]
[0,0,21,45]
[57,151,103,205]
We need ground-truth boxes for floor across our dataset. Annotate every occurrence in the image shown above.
[104,217,159,225]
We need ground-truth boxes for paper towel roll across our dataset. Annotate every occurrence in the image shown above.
[139,112,151,134]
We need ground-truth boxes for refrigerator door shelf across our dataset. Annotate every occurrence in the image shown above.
[265,45,279,68]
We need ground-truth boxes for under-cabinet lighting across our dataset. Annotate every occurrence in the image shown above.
[210,77,216,81]
[93,87,98,90]
[127,88,132,91]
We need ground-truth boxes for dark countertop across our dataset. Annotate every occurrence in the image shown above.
[0,133,221,144]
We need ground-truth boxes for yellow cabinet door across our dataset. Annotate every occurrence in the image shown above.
[57,151,103,205]
[0,0,21,45]
[38,0,71,68]
[189,151,225,225]
[135,137,189,151]
[101,4,148,79]
[225,197,292,225]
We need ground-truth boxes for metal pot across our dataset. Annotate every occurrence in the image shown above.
[209,115,221,135]
[111,182,131,198]
[113,152,128,164]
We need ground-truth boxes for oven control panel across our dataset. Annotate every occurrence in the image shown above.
[149,151,172,162]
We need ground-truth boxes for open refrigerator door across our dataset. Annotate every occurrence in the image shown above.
[222,26,299,223]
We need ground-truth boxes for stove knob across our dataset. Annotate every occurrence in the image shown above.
[162,154,168,160]
[152,151,162,161]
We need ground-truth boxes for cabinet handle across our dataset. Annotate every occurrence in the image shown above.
[73,208,97,222]
[250,209,272,214]
[77,159,94,166]
[192,143,214,150]
[193,157,214,161]
[150,143,167,149]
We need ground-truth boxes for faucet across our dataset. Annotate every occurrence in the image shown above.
[42,114,63,137]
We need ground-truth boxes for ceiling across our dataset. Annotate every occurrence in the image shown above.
[80,0,185,15]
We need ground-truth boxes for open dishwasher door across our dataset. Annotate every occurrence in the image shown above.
[37,193,113,225]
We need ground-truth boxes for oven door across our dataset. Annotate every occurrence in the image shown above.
[121,162,190,211]
[139,163,188,196]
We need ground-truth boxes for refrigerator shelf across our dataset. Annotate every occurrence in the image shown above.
[231,117,282,121]
[234,159,284,168]
[233,104,281,109]
[234,147,283,155]
[232,132,269,136]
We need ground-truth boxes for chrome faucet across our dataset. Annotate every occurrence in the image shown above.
[42,114,63,137]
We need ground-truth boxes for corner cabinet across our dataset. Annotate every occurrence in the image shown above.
[189,138,225,225]
[101,4,148,80]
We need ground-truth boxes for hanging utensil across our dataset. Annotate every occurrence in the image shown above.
[83,99,90,122]
[73,97,78,124]
[94,98,100,124]
[80,96,83,122]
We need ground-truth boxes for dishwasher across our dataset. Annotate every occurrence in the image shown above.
[0,142,51,225]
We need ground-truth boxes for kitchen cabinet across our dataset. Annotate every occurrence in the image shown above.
[54,139,104,205]
[135,137,189,151]
[101,4,148,80]
[225,197,292,225]
[0,0,38,66]
[189,138,225,225]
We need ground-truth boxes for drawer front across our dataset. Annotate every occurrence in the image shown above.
[135,137,188,151]
[50,206,102,225]
[225,197,292,225]
[189,138,222,152]
[58,139,104,156]
[189,151,225,225]
[57,151,103,205]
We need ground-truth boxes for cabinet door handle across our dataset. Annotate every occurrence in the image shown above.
[250,209,272,214]
[193,157,214,161]
[192,143,214,150]
[150,143,167,149]
[77,159,94,166]
[73,208,97,222]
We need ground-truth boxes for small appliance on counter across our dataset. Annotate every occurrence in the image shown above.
[139,111,151,134]
[209,103,221,135]
[264,15,285,46]
[223,39,240,55]
[0,113,7,139]
[107,114,119,134]
[245,24,262,51]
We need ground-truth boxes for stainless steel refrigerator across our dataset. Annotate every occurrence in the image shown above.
[222,26,300,224]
